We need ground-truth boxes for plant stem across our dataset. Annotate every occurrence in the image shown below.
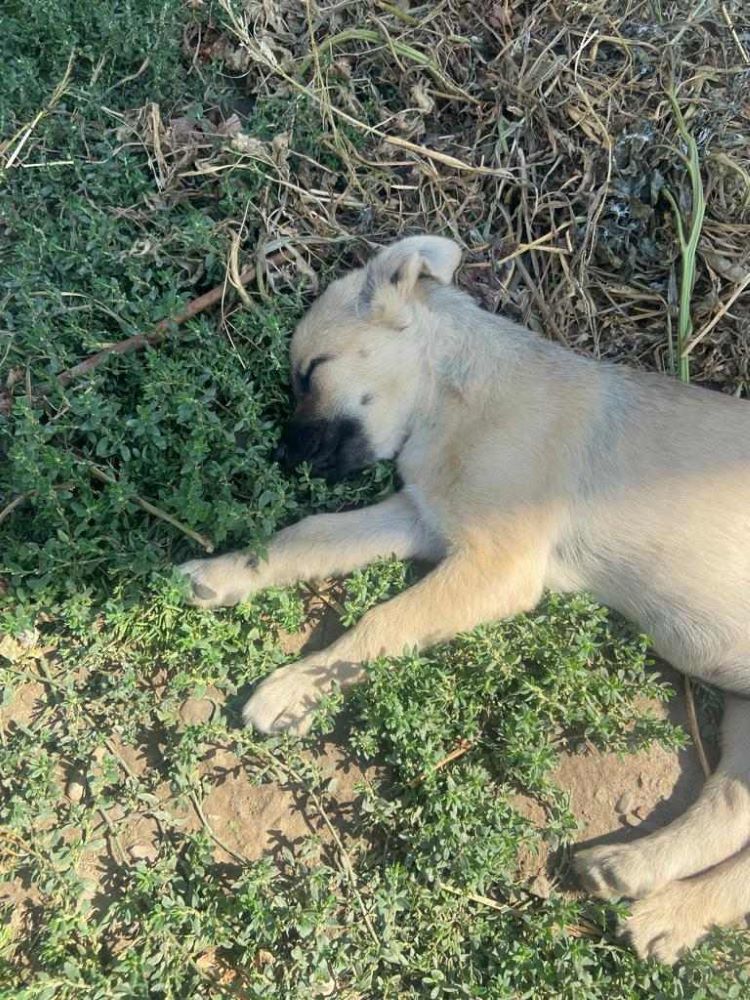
[664,93,706,384]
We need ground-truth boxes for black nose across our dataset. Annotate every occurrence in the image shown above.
[274,417,365,478]
[275,419,328,472]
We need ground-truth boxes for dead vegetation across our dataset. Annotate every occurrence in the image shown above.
[2,2,750,991]
[128,0,750,389]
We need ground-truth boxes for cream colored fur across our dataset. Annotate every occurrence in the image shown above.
[178,236,750,962]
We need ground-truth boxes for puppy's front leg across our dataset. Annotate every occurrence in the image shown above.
[179,494,440,608]
[243,541,545,734]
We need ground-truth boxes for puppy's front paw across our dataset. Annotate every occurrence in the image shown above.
[622,882,709,964]
[574,842,665,900]
[177,552,258,608]
[242,661,333,736]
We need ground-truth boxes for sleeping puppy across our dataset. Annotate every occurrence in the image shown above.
[179,235,750,963]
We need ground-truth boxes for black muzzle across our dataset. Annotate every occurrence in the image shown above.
[275,416,373,482]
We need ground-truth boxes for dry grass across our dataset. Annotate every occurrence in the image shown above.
[3,5,750,991]
[129,0,750,392]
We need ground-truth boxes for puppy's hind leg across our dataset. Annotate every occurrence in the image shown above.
[576,694,750,900]
[624,840,750,963]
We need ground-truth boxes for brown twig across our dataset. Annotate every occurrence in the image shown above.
[684,675,712,780]
[0,493,32,527]
[408,739,474,787]
[0,266,255,415]
[438,882,600,939]
[0,482,76,526]
[87,464,214,552]
[302,581,347,618]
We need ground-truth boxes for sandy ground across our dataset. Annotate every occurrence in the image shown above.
[0,591,713,950]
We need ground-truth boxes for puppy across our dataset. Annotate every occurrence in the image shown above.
[179,235,750,962]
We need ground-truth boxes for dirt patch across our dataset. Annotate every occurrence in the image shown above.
[0,681,47,732]
[0,632,53,733]
[200,742,370,865]
[511,662,714,894]
[0,596,714,942]
[186,584,368,864]
[559,665,713,853]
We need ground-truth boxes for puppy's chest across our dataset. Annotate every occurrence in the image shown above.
[403,483,446,539]
[398,429,463,535]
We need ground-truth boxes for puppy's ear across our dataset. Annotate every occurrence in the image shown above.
[359,235,461,326]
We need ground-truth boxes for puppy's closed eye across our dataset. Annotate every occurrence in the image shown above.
[296,354,332,395]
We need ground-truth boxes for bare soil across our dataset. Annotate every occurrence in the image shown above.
[0,595,713,941]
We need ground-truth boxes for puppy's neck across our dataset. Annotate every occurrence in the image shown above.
[417,285,529,400]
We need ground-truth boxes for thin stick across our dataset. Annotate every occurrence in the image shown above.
[1,50,75,170]
[87,465,214,552]
[218,1,509,179]
[439,882,600,938]
[96,806,129,866]
[683,676,712,780]
[19,159,74,169]
[107,57,151,93]
[302,581,346,618]
[408,739,474,787]
[492,224,574,268]
[190,792,250,865]
[682,270,750,357]
[439,881,513,914]
[227,232,253,307]
[0,266,255,415]
[721,3,750,65]
[0,493,31,526]
[0,482,76,526]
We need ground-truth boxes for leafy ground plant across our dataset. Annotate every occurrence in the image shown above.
[2,0,750,996]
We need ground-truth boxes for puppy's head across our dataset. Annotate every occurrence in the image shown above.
[276,235,462,481]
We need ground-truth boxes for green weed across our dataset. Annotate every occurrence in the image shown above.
[1,2,748,996]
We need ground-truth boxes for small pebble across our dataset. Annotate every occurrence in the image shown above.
[528,872,552,899]
[624,811,643,828]
[129,843,157,862]
[179,697,214,726]
[66,779,86,804]
[615,791,636,815]
[313,979,336,997]
[18,628,40,649]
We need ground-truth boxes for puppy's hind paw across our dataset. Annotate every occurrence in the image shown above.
[621,882,710,964]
